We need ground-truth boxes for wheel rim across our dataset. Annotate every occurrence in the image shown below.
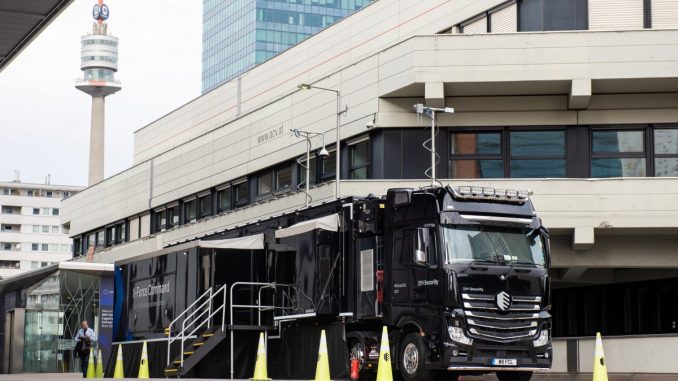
[402,342,419,375]
[350,342,365,369]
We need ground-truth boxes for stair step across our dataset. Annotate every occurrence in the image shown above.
[164,368,178,374]
[193,341,204,347]
[184,351,194,356]
[228,324,277,331]
[202,332,214,338]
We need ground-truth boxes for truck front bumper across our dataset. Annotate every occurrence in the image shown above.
[443,341,552,372]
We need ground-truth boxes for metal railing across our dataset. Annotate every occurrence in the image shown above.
[229,282,297,379]
[166,284,227,369]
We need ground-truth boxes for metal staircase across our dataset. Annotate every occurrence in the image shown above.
[163,282,299,378]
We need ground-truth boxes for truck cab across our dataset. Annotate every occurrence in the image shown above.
[381,186,551,381]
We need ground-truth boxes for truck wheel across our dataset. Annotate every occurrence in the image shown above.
[496,371,533,381]
[398,333,434,381]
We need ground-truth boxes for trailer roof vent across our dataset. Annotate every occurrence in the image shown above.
[451,186,531,203]
[387,188,413,208]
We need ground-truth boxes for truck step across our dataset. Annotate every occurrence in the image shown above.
[227,324,276,331]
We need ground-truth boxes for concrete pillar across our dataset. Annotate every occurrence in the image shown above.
[88,96,105,186]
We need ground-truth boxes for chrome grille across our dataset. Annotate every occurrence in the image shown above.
[461,293,542,343]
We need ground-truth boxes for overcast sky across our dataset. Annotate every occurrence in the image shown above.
[0,0,202,187]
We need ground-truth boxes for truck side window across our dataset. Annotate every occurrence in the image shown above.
[413,226,437,267]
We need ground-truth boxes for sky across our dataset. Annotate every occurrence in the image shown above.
[0,0,202,187]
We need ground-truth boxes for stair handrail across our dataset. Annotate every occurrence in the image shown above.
[167,284,227,373]
[167,287,213,365]
[228,282,297,379]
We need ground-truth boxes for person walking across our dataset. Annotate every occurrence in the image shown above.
[74,320,96,377]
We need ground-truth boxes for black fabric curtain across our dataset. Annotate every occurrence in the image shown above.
[104,341,177,378]
[276,323,349,380]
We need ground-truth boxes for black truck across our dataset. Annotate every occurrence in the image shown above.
[114,185,551,381]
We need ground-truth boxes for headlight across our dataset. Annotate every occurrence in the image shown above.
[448,326,473,345]
[533,329,549,347]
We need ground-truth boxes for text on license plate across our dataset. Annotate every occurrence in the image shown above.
[492,358,517,366]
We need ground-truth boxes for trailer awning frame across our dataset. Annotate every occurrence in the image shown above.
[274,213,342,239]
[199,234,265,250]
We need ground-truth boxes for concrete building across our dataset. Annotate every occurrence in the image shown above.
[202,0,372,93]
[0,176,82,278]
[75,0,121,186]
[51,0,678,377]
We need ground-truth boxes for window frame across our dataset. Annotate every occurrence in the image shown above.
[590,125,649,178]
[348,137,370,179]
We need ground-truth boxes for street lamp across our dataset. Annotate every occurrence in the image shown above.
[297,83,345,199]
[291,128,328,207]
[413,104,455,187]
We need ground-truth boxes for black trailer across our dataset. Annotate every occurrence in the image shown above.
[110,186,552,381]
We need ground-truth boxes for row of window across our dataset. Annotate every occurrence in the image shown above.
[81,38,118,47]
[450,126,678,178]
[0,242,71,252]
[0,224,65,234]
[1,189,72,198]
[0,207,59,216]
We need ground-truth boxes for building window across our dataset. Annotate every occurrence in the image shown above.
[32,225,40,233]
[518,0,588,31]
[153,209,167,232]
[217,186,232,213]
[449,132,503,178]
[27,190,34,196]
[257,171,273,195]
[74,238,82,256]
[33,208,39,215]
[276,165,293,191]
[95,230,105,249]
[510,131,566,178]
[198,194,212,219]
[591,129,646,177]
[320,149,337,180]
[184,198,197,223]
[52,208,59,216]
[46,191,53,198]
[449,129,566,178]
[64,191,70,198]
[106,226,116,247]
[349,139,370,179]
[42,244,49,252]
[41,225,49,233]
[233,181,248,207]
[167,204,180,228]
[52,226,59,233]
[298,156,317,187]
[653,128,678,176]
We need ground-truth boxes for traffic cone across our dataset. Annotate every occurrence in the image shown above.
[593,332,608,381]
[113,344,125,379]
[95,349,104,378]
[86,347,96,378]
[375,326,393,381]
[350,358,360,380]
[250,332,271,381]
[314,330,331,381]
[138,341,149,379]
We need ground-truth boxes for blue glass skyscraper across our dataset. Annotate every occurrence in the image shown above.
[202,0,372,94]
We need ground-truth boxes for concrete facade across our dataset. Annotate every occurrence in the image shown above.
[61,0,678,376]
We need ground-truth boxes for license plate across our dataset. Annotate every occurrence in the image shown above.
[492,358,517,366]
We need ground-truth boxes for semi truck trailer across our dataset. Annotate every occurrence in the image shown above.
[113,185,551,380]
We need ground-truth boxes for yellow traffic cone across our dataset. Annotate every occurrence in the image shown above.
[138,341,150,379]
[95,349,104,378]
[376,326,393,381]
[113,344,125,379]
[314,330,331,381]
[86,347,96,378]
[593,332,608,381]
[251,332,272,381]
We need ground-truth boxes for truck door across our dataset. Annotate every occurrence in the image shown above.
[411,225,441,304]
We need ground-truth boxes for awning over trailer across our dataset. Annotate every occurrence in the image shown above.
[199,234,265,250]
[275,213,342,239]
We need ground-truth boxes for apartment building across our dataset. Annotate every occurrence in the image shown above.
[0,179,83,278]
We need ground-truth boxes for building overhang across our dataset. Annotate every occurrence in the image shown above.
[0,0,75,73]
[378,30,678,100]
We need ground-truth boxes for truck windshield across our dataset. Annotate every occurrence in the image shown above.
[442,225,545,266]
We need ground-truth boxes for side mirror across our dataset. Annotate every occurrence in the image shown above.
[414,228,429,264]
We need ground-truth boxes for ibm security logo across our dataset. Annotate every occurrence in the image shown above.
[495,291,512,311]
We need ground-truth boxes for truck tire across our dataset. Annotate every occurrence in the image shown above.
[496,371,533,381]
[398,333,435,381]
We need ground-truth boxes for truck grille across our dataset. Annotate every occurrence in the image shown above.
[461,293,541,343]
